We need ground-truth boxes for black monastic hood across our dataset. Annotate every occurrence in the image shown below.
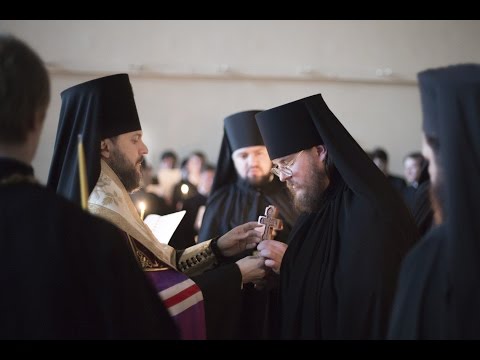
[48,74,141,205]
[211,110,263,194]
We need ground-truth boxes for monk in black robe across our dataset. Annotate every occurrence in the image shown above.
[256,94,418,339]
[389,64,480,339]
[199,110,297,244]
[0,34,178,339]
[198,110,298,339]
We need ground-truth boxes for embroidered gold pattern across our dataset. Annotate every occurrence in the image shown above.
[92,173,122,207]
[126,233,165,270]
[136,248,161,269]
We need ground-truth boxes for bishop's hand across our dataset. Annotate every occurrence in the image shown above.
[217,221,264,257]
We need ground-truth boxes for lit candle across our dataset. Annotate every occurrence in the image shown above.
[139,201,146,220]
[77,134,89,210]
[180,183,189,195]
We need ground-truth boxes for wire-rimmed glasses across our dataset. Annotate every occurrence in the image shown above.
[270,150,304,178]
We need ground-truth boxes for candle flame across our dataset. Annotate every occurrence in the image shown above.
[139,201,146,220]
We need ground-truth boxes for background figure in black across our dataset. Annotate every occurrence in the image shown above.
[199,110,298,339]
[389,64,480,339]
[370,147,406,193]
[170,163,215,249]
[256,94,417,339]
[131,157,173,217]
[400,152,433,237]
[402,152,426,210]
[0,33,178,339]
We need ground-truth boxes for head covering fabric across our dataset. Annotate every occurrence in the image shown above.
[48,74,141,205]
[255,95,323,159]
[210,110,263,193]
[418,71,440,138]
[224,110,264,152]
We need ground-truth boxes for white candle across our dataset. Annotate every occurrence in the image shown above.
[77,134,89,210]
[139,201,146,220]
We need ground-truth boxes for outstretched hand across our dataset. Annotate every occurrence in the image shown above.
[217,222,264,257]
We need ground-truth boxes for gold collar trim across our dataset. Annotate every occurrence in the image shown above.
[88,160,176,268]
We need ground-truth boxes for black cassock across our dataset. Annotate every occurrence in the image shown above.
[0,158,178,339]
[256,94,418,339]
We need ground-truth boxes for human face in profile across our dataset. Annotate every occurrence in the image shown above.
[102,130,148,192]
[272,146,330,213]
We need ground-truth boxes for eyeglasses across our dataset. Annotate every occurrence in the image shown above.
[271,150,304,178]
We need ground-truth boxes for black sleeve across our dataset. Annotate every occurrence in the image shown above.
[191,263,242,339]
[197,189,231,242]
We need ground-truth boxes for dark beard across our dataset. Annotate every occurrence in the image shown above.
[289,166,328,213]
[107,148,142,193]
[247,173,272,187]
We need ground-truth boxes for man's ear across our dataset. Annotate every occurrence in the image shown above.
[315,145,328,162]
[100,139,111,159]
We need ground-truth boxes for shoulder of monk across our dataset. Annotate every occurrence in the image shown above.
[208,184,235,202]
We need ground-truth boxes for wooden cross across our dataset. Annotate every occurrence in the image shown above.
[258,205,283,240]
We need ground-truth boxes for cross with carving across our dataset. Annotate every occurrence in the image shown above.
[258,205,283,240]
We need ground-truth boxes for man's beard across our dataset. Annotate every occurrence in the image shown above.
[106,148,142,193]
[287,166,329,213]
[247,172,272,187]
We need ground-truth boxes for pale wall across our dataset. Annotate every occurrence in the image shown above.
[1,20,480,183]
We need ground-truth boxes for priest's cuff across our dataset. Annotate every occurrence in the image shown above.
[209,236,226,262]
[177,237,223,277]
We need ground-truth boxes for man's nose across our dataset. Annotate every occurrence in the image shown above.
[140,140,148,155]
[278,171,291,182]
[247,154,259,165]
